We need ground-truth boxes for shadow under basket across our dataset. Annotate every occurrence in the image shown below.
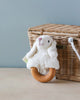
[27,24,80,82]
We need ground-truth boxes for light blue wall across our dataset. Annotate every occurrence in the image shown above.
[0,0,80,67]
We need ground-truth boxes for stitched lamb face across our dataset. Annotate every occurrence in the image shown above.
[26,35,57,59]
[36,35,56,50]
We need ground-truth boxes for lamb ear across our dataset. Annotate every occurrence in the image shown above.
[48,40,58,58]
[25,41,37,59]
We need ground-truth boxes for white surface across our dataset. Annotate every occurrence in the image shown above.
[0,68,80,100]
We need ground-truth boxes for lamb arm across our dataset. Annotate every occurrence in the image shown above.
[48,48,58,58]
[25,42,37,59]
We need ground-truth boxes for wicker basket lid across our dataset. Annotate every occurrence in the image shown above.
[28,24,80,37]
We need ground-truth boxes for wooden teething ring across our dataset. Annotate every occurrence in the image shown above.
[31,67,56,83]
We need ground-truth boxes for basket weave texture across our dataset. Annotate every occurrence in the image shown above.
[28,24,80,81]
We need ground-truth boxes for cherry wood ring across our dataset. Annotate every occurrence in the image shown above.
[31,67,56,83]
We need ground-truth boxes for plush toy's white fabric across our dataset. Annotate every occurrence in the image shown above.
[25,35,59,74]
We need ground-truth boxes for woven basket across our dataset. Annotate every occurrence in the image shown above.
[28,24,80,82]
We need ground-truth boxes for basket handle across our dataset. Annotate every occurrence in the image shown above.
[68,37,80,60]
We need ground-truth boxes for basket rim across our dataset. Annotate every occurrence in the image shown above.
[28,24,80,37]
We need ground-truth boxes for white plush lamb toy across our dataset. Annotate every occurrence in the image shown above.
[24,35,59,74]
